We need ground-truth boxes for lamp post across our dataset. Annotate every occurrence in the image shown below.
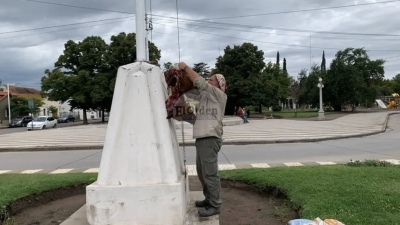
[317,77,325,120]
[7,83,11,123]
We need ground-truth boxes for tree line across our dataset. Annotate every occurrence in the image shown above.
[293,48,399,111]
[41,32,161,124]
[168,43,398,114]
[41,32,400,121]
[163,43,291,115]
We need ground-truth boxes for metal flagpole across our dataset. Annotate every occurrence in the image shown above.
[136,0,146,62]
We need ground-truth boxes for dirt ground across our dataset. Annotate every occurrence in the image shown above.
[2,177,297,225]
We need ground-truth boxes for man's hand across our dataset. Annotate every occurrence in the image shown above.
[178,62,201,82]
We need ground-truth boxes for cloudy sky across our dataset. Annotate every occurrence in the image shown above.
[1,0,400,89]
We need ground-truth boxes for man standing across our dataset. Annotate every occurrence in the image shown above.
[178,62,227,217]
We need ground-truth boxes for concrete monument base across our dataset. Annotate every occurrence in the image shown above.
[86,175,187,225]
[61,191,219,225]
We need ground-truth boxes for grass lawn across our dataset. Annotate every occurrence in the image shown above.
[220,161,400,225]
[1,161,399,225]
[0,173,97,207]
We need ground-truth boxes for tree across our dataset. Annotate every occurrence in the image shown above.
[107,32,161,71]
[10,97,44,117]
[276,51,280,69]
[210,67,221,75]
[254,61,291,113]
[42,36,108,124]
[48,106,58,117]
[321,51,326,74]
[99,32,161,122]
[296,69,309,107]
[192,62,211,79]
[376,78,394,97]
[392,74,400,94]
[42,32,162,123]
[215,42,266,114]
[325,47,385,111]
[163,62,173,72]
[283,58,287,72]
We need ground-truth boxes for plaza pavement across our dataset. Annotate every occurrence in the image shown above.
[0,111,398,152]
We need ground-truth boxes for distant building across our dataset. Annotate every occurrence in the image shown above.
[0,84,62,125]
[6,85,42,99]
[58,99,104,121]
[0,84,103,125]
[0,85,43,124]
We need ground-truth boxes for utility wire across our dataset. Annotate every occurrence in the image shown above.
[151,17,400,41]
[22,0,399,22]
[187,0,400,21]
[1,15,398,43]
[0,18,135,40]
[19,0,400,37]
[151,15,400,37]
[0,16,134,35]
[385,55,400,60]
[23,0,134,15]
[3,28,217,49]
[153,22,400,51]
[4,19,398,52]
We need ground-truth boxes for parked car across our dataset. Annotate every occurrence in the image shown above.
[57,115,75,123]
[27,116,57,130]
[9,116,33,128]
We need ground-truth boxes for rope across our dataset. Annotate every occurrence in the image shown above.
[175,0,187,177]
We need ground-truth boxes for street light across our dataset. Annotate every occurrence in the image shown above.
[6,83,21,124]
[317,77,325,120]
[7,83,11,123]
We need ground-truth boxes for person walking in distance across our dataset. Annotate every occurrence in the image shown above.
[178,62,227,217]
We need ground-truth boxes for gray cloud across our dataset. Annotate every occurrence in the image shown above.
[0,0,399,89]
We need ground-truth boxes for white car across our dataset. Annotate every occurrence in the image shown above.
[27,116,57,130]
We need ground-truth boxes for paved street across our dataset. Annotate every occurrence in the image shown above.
[0,111,398,151]
[0,114,399,174]
[0,120,106,135]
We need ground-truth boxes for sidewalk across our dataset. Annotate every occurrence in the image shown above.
[0,111,398,152]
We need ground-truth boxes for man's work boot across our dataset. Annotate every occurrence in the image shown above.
[198,206,220,217]
[195,200,210,208]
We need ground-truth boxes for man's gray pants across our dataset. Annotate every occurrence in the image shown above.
[195,136,222,209]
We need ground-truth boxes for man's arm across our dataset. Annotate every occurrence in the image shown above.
[183,89,201,101]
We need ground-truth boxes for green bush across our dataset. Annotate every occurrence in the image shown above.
[347,159,394,167]
[272,105,282,112]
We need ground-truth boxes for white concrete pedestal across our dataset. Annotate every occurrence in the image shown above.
[86,177,187,224]
[86,62,189,224]
[61,192,219,225]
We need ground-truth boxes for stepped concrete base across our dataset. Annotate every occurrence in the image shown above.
[61,191,219,225]
[85,177,187,225]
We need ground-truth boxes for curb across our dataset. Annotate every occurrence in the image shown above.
[1,112,399,152]
[1,159,399,175]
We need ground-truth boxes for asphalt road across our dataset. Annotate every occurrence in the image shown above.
[1,114,399,171]
[0,120,106,135]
